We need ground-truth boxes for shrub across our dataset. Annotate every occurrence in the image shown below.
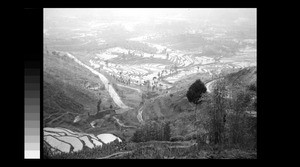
[184,133,199,141]
[247,83,256,92]
[131,120,172,143]
[170,136,185,142]
[186,79,207,122]
[226,88,257,149]
[186,79,207,105]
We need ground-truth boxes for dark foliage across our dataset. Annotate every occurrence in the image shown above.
[186,79,207,105]
[131,120,171,143]
[163,122,171,141]
[170,136,185,142]
[247,83,257,92]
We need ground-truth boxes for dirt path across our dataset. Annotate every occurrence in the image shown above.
[137,105,145,123]
[112,116,136,128]
[96,151,133,159]
[205,78,223,93]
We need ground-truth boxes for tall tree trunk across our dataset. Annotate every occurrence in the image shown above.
[195,104,198,122]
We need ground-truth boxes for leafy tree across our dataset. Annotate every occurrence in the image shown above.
[187,79,207,105]
[150,121,159,140]
[186,79,207,120]
[163,121,171,141]
[158,122,164,141]
[132,128,142,142]
[208,80,228,145]
[227,87,254,147]
[197,79,228,147]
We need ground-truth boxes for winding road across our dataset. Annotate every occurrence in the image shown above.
[64,52,147,124]
[205,77,224,93]
[205,80,217,93]
[112,116,136,128]
[65,52,132,112]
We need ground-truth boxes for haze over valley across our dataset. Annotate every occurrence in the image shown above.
[43,8,257,159]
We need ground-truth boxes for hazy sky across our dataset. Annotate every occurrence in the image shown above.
[44,8,256,25]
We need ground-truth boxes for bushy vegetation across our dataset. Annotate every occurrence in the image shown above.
[186,79,207,105]
[247,83,257,92]
[226,85,256,148]
[114,140,256,159]
[203,80,228,145]
[170,136,185,142]
[131,119,171,142]
[186,79,207,122]
[197,79,257,150]
[117,144,200,159]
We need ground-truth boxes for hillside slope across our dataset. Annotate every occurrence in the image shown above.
[224,66,256,87]
[43,52,116,129]
[137,66,256,138]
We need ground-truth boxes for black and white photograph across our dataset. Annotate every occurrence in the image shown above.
[43,8,257,159]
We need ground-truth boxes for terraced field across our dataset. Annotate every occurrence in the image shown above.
[44,127,121,154]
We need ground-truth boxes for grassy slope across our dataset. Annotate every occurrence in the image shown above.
[43,52,115,130]
[140,71,212,122]
[224,66,256,87]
